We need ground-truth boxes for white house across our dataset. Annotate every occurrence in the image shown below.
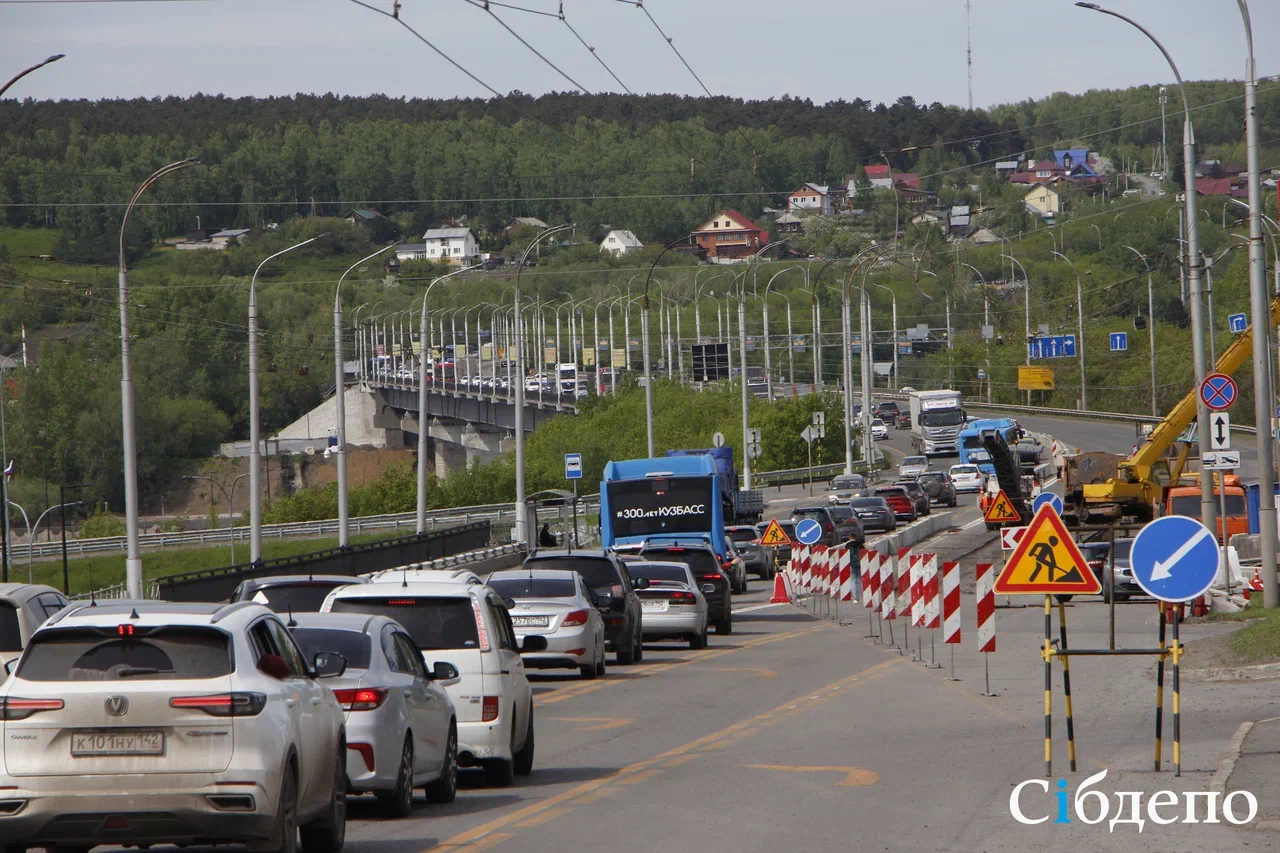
[786,183,834,215]
[599,229,644,256]
[421,227,479,265]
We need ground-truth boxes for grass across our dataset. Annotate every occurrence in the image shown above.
[1227,609,1280,664]
[0,227,59,258]
[25,532,401,596]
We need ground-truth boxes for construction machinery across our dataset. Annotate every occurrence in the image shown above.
[1063,294,1280,527]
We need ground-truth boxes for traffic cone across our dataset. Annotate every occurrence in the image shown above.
[770,571,792,604]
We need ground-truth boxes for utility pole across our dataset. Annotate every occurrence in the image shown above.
[966,0,974,111]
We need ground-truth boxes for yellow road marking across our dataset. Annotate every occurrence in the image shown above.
[443,831,515,852]
[572,786,620,805]
[618,768,662,785]
[512,807,573,829]
[693,666,777,677]
[548,717,632,731]
[742,764,879,787]
[426,657,900,852]
[662,754,699,768]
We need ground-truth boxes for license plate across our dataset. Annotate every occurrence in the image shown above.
[72,731,164,757]
[511,615,549,628]
[641,600,669,611]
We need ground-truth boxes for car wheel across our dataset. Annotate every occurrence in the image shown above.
[715,608,732,634]
[615,633,635,665]
[378,737,415,818]
[513,706,535,776]
[484,755,515,787]
[300,740,347,853]
[949,496,958,507]
[424,723,458,804]
[689,622,707,649]
[633,628,644,662]
[267,765,299,853]
[595,649,607,676]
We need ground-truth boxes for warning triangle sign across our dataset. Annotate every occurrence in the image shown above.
[759,518,790,547]
[994,504,1101,595]
[983,489,1022,524]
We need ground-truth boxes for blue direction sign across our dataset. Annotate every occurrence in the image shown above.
[1027,335,1077,360]
[1109,332,1128,352]
[1129,516,1221,602]
[1228,313,1248,334]
[795,518,823,546]
[1032,492,1064,516]
[1199,372,1238,411]
[564,453,583,480]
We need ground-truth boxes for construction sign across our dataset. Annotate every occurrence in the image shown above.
[994,504,1101,595]
[759,519,790,547]
[1018,365,1055,390]
[983,489,1022,524]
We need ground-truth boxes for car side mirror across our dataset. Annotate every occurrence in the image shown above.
[595,591,613,608]
[257,654,293,680]
[633,577,650,590]
[431,661,460,682]
[503,597,517,610]
[521,635,549,653]
[701,583,716,594]
[312,652,347,679]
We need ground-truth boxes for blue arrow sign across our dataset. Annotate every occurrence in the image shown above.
[1110,332,1128,352]
[1129,516,1221,602]
[1228,313,1248,334]
[1028,335,1077,360]
[1032,492,1064,516]
[795,518,823,546]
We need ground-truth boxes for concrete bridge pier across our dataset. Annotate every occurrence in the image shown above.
[461,425,507,467]
[429,418,468,477]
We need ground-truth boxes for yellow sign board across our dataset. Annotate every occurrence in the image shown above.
[1018,366,1055,390]
[994,504,1101,595]
[984,489,1022,524]
[612,349,627,369]
[583,348,596,367]
[544,348,556,366]
[759,519,790,547]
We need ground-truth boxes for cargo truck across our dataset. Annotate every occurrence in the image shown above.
[908,389,965,456]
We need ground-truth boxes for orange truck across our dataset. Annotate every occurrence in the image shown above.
[1163,473,1248,544]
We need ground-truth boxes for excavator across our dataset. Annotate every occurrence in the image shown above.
[1062,294,1280,528]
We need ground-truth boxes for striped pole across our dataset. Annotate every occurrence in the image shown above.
[941,560,960,681]
[976,562,997,696]
[839,548,853,602]
[865,549,883,641]
[860,549,873,607]
[897,550,913,655]
[1057,599,1076,772]
[922,553,941,669]
[881,551,898,649]
[1043,594,1052,778]
[911,554,926,628]
[1154,601,1166,771]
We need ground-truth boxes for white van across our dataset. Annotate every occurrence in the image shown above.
[320,580,542,786]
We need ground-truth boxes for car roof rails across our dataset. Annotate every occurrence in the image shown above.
[211,600,259,624]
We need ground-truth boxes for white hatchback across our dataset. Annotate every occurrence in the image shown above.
[949,464,986,493]
[321,581,541,787]
[0,601,349,853]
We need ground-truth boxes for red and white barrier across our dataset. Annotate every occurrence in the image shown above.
[838,548,854,602]
[911,554,926,627]
[868,551,883,612]
[881,551,897,620]
[860,549,873,608]
[896,549,912,622]
[976,562,996,653]
[923,554,940,630]
[941,561,960,644]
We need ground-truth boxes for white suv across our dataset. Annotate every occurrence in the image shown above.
[0,601,349,853]
[321,580,541,787]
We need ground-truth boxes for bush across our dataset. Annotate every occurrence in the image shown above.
[78,505,125,539]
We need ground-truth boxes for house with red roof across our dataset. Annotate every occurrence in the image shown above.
[693,210,770,260]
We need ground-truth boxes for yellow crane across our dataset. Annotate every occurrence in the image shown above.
[1064,294,1280,525]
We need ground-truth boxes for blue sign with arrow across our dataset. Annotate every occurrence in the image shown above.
[1027,335,1077,360]
[1032,492,1064,516]
[1129,516,1221,602]
[1109,332,1127,352]
[795,518,823,546]
[1228,313,1247,334]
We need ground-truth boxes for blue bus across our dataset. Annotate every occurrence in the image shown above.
[957,418,1019,476]
[599,455,727,559]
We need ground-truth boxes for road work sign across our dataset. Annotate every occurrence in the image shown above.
[984,489,1022,524]
[1018,366,1055,390]
[994,504,1100,595]
[759,519,790,547]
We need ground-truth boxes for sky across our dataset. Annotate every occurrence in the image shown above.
[3,0,1278,108]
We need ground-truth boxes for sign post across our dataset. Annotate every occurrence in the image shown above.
[801,425,819,495]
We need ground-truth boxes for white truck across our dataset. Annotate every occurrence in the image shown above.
[908,389,965,456]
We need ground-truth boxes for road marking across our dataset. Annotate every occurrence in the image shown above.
[549,717,632,731]
[512,807,573,829]
[741,764,879,787]
[618,768,662,785]
[449,831,515,853]
[693,666,777,678]
[733,601,789,614]
[571,786,620,805]
[427,658,901,851]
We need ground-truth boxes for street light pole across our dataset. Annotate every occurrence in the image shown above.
[642,233,696,458]
[1124,247,1159,417]
[961,263,992,403]
[1233,0,1277,608]
[335,245,395,548]
[248,234,325,564]
[0,54,64,99]
[119,158,199,597]
[1002,253,1032,406]
[1051,251,1088,410]
[1078,0,1217,540]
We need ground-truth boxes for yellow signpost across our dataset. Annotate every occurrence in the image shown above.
[759,519,790,547]
[1018,366,1055,390]
[983,489,1022,524]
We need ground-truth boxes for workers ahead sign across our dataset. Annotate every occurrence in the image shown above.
[606,476,716,538]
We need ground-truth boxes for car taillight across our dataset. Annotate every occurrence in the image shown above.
[0,698,63,720]
[330,688,388,711]
[561,609,589,627]
[482,696,500,722]
[668,591,695,603]
[826,522,834,532]
[470,595,491,652]
[169,693,267,717]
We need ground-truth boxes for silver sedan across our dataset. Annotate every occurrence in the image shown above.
[626,561,710,649]
[290,612,459,817]
[486,569,608,679]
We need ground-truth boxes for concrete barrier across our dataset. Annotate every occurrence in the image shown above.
[862,512,955,558]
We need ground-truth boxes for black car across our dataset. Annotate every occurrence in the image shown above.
[917,471,959,507]
[726,525,775,579]
[639,541,733,634]
[791,505,865,549]
[894,480,932,517]
[523,550,649,664]
[850,497,896,533]
[875,401,900,420]
[229,574,368,612]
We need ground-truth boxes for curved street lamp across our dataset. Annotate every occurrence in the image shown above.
[641,233,697,457]
[248,233,327,563]
[118,157,200,597]
[1050,251,1088,410]
[961,262,994,403]
[0,54,64,99]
